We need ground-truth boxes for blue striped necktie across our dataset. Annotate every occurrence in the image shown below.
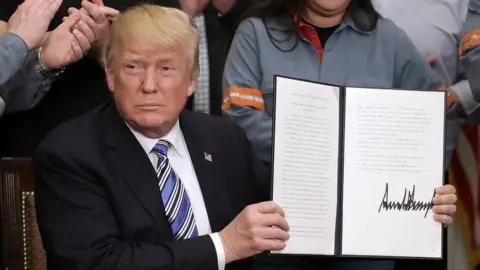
[152,140,199,240]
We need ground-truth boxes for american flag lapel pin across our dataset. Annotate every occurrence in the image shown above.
[204,152,212,163]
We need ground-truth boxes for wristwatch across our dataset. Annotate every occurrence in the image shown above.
[34,47,65,80]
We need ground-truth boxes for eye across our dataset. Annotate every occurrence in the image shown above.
[123,62,142,74]
[162,66,175,71]
[126,63,139,70]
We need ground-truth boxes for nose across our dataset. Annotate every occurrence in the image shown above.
[141,68,157,94]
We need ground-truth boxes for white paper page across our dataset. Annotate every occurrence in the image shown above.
[341,88,445,258]
[272,76,340,255]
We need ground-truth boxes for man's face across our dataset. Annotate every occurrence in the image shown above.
[105,43,195,136]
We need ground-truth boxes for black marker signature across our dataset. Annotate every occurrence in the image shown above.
[378,183,435,218]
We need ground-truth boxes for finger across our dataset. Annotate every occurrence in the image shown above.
[106,15,118,21]
[60,12,82,30]
[71,32,86,60]
[433,214,453,225]
[432,193,457,205]
[76,20,95,43]
[68,7,81,15]
[81,0,106,23]
[69,7,90,22]
[45,0,63,18]
[254,238,286,252]
[435,184,456,195]
[62,16,68,22]
[432,205,456,215]
[29,0,53,10]
[99,6,119,17]
[72,28,91,53]
[258,213,289,231]
[254,226,289,241]
[426,55,437,64]
[256,201,285,216]
[80,13,99,33]
[92,0,105,6]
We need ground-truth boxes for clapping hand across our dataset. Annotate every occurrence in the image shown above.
[7,0,63,50]
[41,11,94,70]
[64,0,119,51]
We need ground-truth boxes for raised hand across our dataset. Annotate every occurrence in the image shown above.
[41,11,94,70]
[7,0,63,50]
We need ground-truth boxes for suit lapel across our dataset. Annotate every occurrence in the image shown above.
[179,111,233,232]
[101,104,166,225]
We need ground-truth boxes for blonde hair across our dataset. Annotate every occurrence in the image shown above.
[102,4,200,79]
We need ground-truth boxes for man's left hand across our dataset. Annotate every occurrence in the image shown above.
[432,184,457,225]
[41,11,94,70]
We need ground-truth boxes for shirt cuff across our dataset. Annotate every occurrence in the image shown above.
[209,233,226,270]
[450,80,480,115]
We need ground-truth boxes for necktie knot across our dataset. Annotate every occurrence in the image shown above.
[152,140,171,156]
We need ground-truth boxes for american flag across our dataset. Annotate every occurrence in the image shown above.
[204,152,212,163]
[450,123,480,269]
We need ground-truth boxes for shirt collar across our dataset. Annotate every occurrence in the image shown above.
[127,120,184,157]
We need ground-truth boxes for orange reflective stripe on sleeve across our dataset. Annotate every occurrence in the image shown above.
[222,87,265,111]
[437,86,457,105]
[459,29,480,56]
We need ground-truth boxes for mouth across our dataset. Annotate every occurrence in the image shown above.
[136,104,162,110]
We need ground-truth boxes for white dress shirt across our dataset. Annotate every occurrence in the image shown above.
[128,121,225,270]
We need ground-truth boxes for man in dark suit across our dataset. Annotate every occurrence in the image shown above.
[33,5,289,269]
[0,0,251,156]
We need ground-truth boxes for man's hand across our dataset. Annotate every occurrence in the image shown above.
[7,0,62,50]
[219,201,289,263]
[432,184,457,225]
[180,0,209,16]
[41,12,94,70]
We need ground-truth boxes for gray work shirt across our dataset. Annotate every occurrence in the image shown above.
[223,16,453,166]
[0,33,52,115]
[374,0,471,164]
[460,0,480,121]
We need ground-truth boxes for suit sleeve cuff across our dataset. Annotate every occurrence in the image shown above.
[209,233,226,270]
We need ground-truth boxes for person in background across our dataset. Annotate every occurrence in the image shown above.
[0,0,94,115]
[373,0,471,168]
[178,0,253,115]
[222,0,458,269]
[459,0,480,122]
[34,5,287,269]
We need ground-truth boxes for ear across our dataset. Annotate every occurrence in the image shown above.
[187,80,196,97]
[104,64,115,93]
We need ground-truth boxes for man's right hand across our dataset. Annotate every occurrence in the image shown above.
[7,0,63,50]
[219,201,289,264]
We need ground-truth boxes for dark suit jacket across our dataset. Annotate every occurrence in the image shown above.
[33,102,270,270]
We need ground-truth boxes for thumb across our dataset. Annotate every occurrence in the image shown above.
[60,11,81,30]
